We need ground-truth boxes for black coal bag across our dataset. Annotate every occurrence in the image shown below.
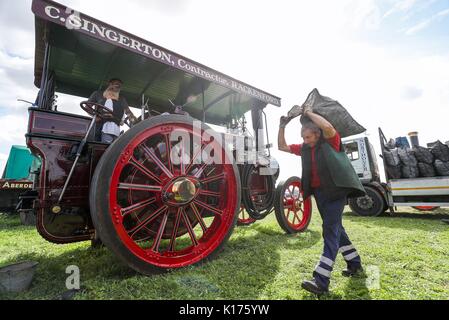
[386,164,402,179]
[401,165,419,178]
[288,88,366,138]
[398,147,418,167]
[429,141,449,162]
[413,146,434,164]
[434,160,449,176]
[418,162,436,177]
[384,149,401,166]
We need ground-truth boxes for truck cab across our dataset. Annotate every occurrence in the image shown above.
[342,136,380,184]
[342,136,388,216]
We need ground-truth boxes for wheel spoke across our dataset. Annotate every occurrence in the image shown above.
[295,212,302,224]
[190,202,208,233]
[164,134,174,173]
[168,208,182,252]
[129,156,162,185]
[185,141,212,175]
[283,197,293,210]
[180,141,186,175]
[194,158,214,178]
[151,212,169,252]
[193,199,223,216]
[290,210,296,223]
[118,183,162,192]
[200,172,225,184]
[121,197,157,217]
[128,205,168,238]
[181,208,198,246]
[198,189,221,197]
[292,211,298,224]
[141,144,174,178]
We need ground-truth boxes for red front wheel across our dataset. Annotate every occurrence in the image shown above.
[90,115,240,274]
[274,176,312,233]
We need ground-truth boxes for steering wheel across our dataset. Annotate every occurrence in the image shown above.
[80,101,114,120]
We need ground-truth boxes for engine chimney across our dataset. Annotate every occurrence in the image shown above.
[408,131,419,147]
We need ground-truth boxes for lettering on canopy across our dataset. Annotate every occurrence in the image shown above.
[33,0,281,107]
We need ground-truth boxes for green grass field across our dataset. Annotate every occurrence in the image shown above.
[1,206,448,300]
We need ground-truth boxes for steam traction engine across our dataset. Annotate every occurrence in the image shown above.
[25,0,312,275]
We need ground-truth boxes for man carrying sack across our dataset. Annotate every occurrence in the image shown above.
[278,102,366,295]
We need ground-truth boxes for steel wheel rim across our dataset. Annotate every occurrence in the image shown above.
[108,123,238,268]
[237,206,256,225]
[282,181,311,230]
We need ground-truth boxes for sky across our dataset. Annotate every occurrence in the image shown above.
[1,0,449,181]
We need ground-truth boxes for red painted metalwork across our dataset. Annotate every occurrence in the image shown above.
[237,205,256,226]
[26,108,108,243]
[412,206,439,211]
[281,179,312,232]
[107,122,238,268]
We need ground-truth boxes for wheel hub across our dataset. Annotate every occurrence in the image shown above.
[163,177,199,205]
[357,196,374,210]
[294,199,302,211]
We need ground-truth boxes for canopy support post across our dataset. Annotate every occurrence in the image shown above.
[38,42,50,109]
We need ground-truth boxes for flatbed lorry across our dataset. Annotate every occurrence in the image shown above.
[343,128,449,216]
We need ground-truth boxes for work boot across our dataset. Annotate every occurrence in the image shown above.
[301,279,329,295]
[342,265,364,277]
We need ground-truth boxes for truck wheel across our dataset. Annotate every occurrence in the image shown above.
[90,115,240,275]
[349,186,385,217]
[274,176,312,233]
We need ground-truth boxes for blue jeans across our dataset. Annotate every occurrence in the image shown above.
[312,188,362,289]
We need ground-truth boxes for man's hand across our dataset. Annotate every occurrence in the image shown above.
[278,118,292,153]
[302,105,313,117]
[279,116,292,128]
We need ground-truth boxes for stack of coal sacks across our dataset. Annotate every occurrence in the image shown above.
[429,141,449,176]
[384,139,449,179]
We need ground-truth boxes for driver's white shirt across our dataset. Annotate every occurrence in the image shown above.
[102,99,120,137]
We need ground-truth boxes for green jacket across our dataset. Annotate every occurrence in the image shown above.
[301,134,366,201]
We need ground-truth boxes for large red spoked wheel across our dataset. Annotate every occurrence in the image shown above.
[237,205,256,226]
[90,115,240,274]
[274,176,312,234]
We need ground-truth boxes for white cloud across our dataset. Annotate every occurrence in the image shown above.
[384,0,418,18]
[0,50,38,109]
[0,114,28,144]
[345,0,383,30]
[0,153,7,177]
[436,7,449,17]
[404,6,449,35]
[401,86,423,100]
